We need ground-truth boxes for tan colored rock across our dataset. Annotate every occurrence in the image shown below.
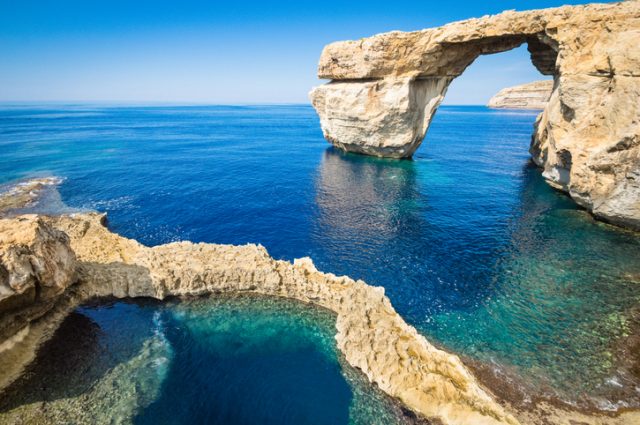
[309,1,640,230]
[0,213,518,425]
[1,212,639,424]
[487,80,553,109]
[0,216,76,345]
[310,77,450,157]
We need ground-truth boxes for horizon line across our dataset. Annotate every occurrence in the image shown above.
[0,101,493,107]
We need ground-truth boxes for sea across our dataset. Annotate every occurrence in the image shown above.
[0,104,638,423]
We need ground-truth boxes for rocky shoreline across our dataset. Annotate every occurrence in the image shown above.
[0,179,638,425]
[0,212,517,425]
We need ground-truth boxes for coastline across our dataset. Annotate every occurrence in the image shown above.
[0,178,638,424]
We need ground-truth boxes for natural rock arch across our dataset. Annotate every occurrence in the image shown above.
[310,34,555,158]
[310,1,640,230]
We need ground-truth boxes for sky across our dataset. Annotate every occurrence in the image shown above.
[0,0,611,104]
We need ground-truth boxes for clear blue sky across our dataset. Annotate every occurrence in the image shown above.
[0,0,610,104]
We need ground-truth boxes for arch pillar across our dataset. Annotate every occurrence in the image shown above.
[310,77,451,158]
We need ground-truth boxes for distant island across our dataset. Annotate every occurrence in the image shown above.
[487,80,553,110]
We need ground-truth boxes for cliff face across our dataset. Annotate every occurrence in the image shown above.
[487,80,553,109]
[309,1,640,230]
[0,216,76,349]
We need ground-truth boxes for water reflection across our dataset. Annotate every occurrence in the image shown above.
[312,147,499,322]
[312,146,640,410]
[315,147,424,241]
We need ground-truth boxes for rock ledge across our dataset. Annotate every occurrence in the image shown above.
[0,213,517,425]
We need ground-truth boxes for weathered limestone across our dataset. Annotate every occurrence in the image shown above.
[487,80,553,109]
[310,78,451,157]
[0,216,76,351]
[0,213,518,425]
[310,1,640,230]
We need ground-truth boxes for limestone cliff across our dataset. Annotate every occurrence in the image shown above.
[309,1,640,230]
[487,80,553,109]
[1,209,639,424]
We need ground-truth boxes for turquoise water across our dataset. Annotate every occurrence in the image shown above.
[0,104,639,411]
[0,297,413,424]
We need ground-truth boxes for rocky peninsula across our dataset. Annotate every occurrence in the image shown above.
[310,1,640,231]
[0,212,517,425]
[1,181,639,425]
[487,81,553,110]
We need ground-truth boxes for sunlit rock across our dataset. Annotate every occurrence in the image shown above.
[0,212,519,425]
[487,80,553,110]
[0,216,76,346]
[309,1,640,230]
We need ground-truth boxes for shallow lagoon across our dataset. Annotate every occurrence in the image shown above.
[0,104,639,411]
[0,296,414,424]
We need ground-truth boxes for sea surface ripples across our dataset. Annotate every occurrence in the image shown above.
[0,104,639,414]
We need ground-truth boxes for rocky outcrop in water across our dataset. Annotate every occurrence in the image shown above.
[0,213,517,425]
[0,177,63,216]
[487,81,552,109]
[309,1,640,230]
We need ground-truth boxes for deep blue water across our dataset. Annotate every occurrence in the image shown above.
[1,104,639,413]
[0,297,410,424]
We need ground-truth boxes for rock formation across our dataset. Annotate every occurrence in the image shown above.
[0,177,63,216]
[309,1,640,230]
[0,216,76,352]
[487,80,553,109]
[0,213,518,425]
[0,177,639,424]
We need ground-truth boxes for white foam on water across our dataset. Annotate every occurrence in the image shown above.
[0,176,90,216]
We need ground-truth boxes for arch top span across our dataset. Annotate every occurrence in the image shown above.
[309,1,640,230]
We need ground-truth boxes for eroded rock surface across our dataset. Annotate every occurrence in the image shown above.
[0,216,76,351]
[487,80,553,109]
[0,213,518,425]
[2,212,640,424]
[310,1,640,230]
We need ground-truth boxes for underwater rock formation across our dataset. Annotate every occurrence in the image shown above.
[309,1,640,230]
[0,177,64,216]
[487,80,553,109]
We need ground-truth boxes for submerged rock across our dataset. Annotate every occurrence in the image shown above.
[309,1,640,230]
[487,81,553,110]
[0,177,63,217]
